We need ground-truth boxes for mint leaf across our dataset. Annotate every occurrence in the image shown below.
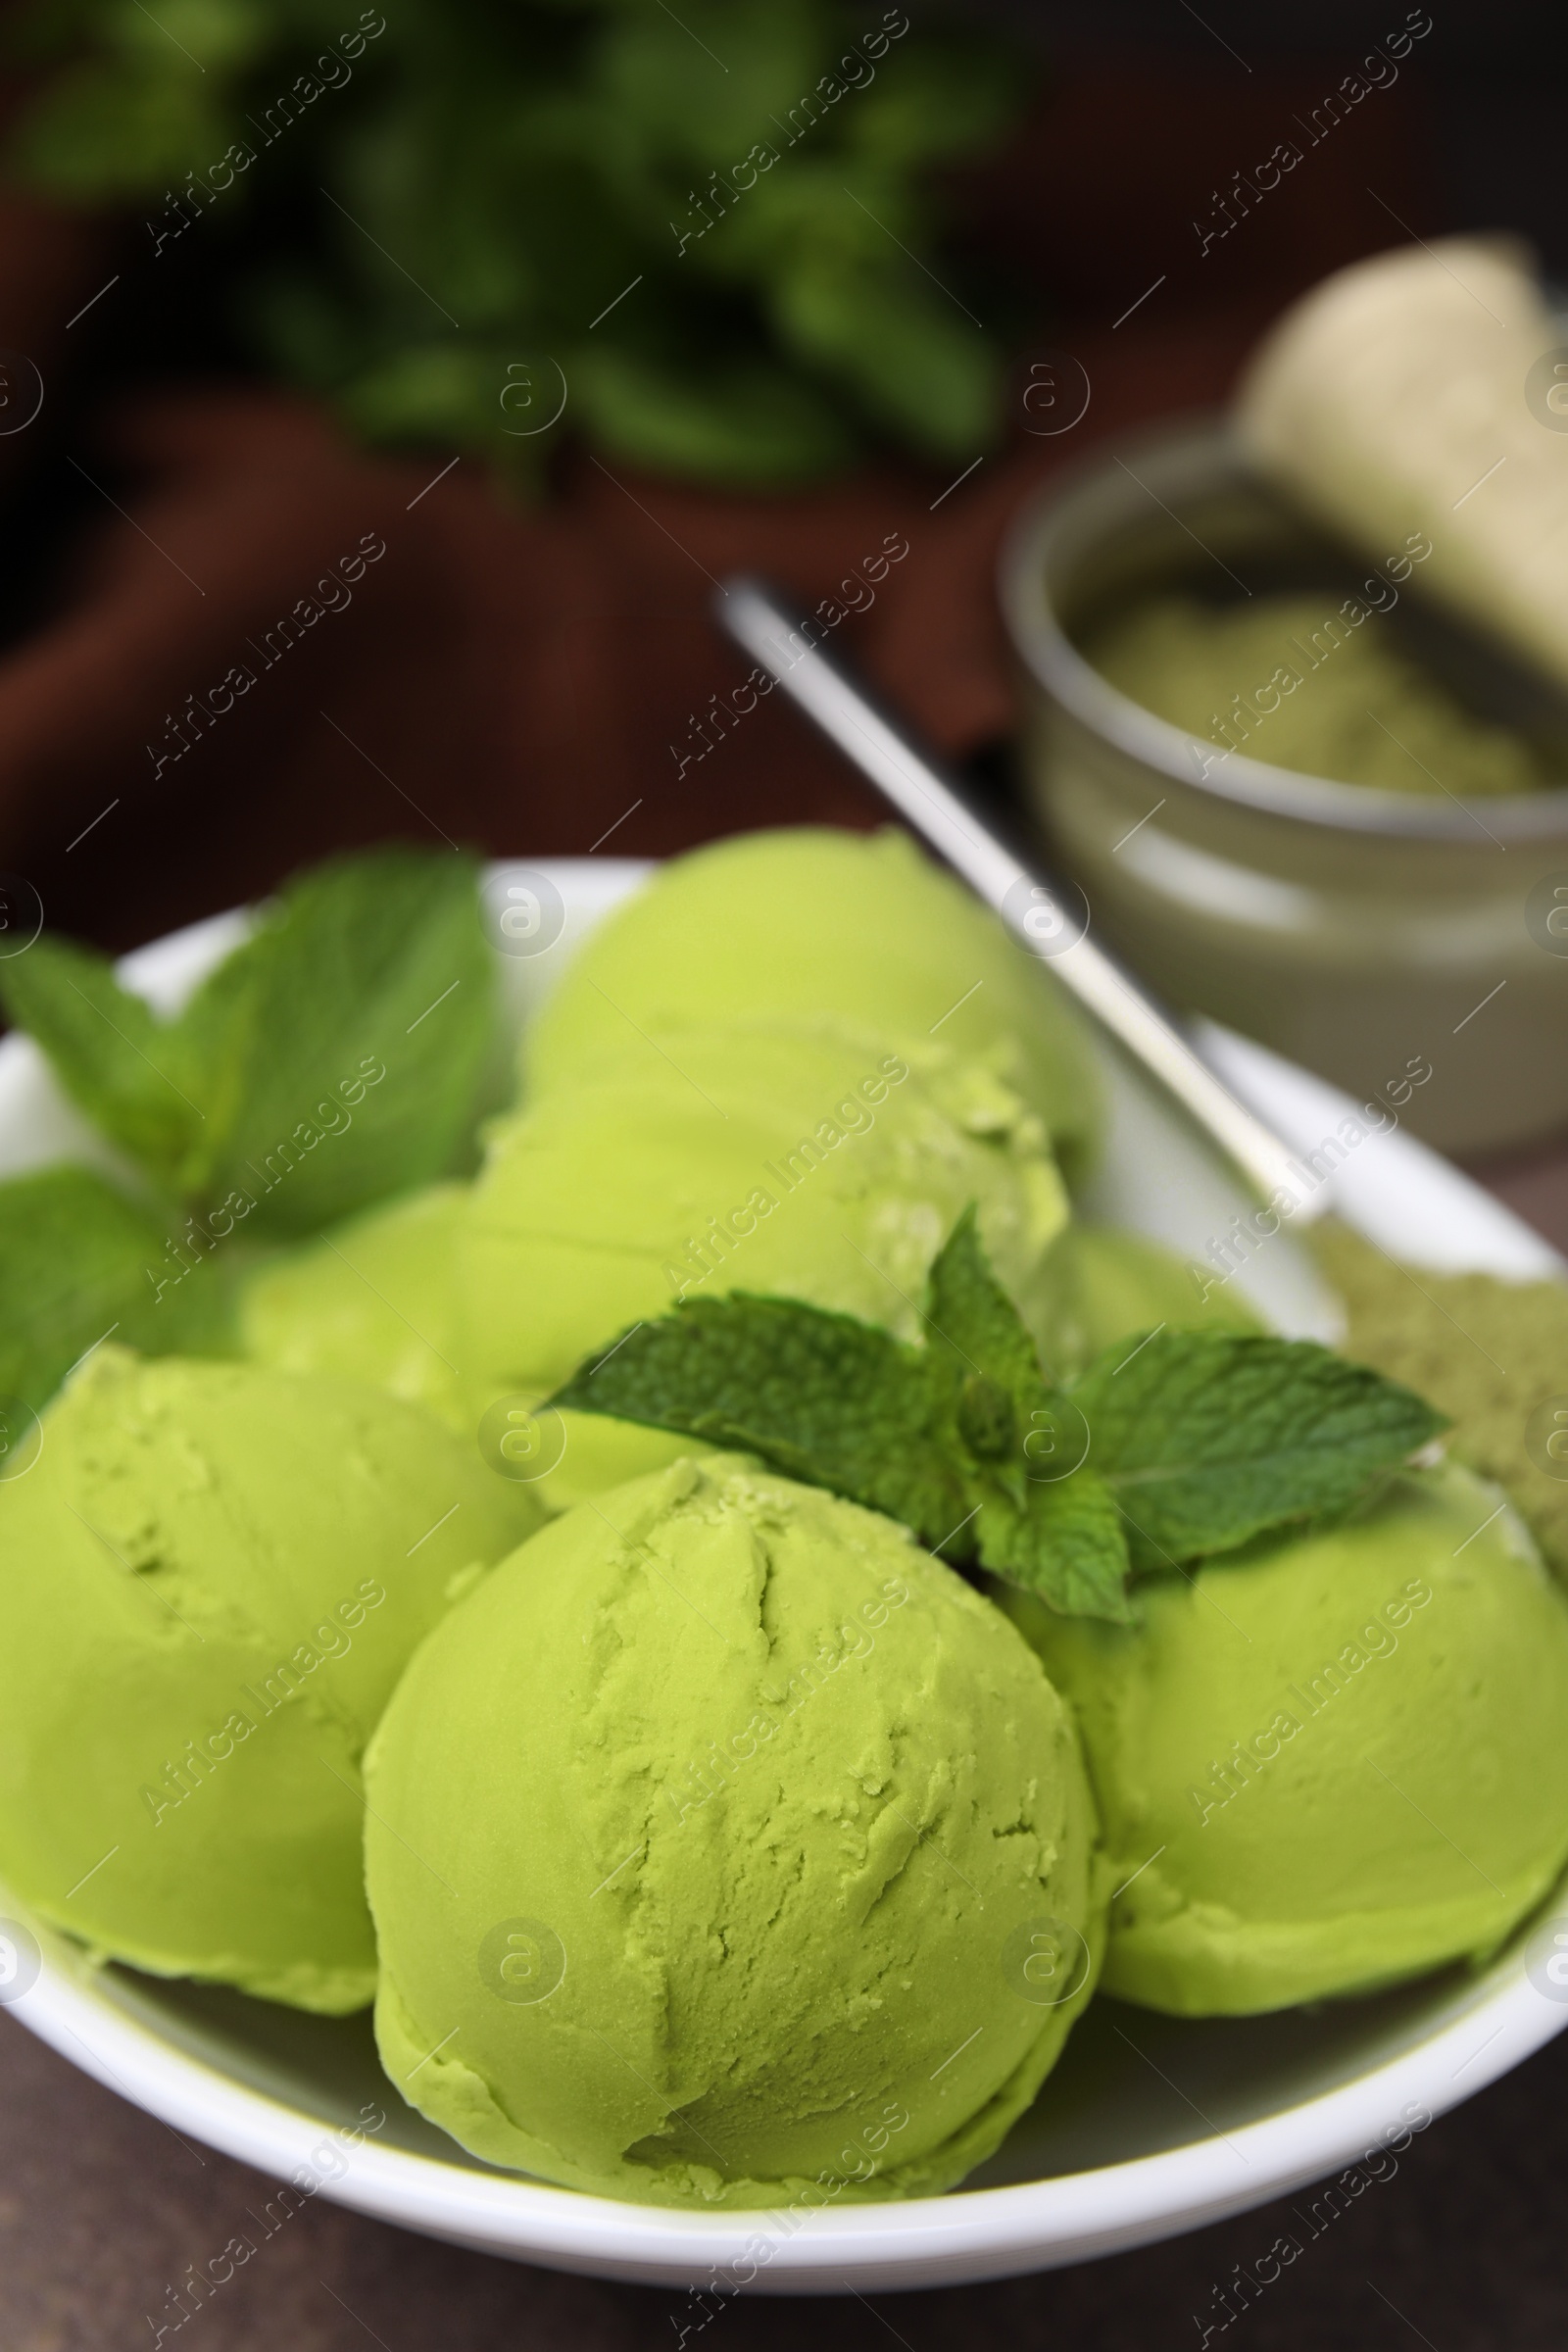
[0,935,204,1191]
[0,1164,230,1412]
[181,848,495,1235]
[1073,1331,1448,1571]
[0,848,495,1239]
[921,1207,1132,1617]
[976,1468,1132,1624]
[553,1293,970,1543]
[923,1202,1043,1400]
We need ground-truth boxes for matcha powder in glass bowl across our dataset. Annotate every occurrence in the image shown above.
[1084,593,1560,796]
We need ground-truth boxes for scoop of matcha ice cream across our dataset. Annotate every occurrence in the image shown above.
[367,1452,1104,2205]
[458,1020,1070,1509]
[238,1183,466,1430]
[524,826,1102,1186]
[0,1348,538,2012]
[1005,1461,1568,2016]
[1037,1222,1263,1378]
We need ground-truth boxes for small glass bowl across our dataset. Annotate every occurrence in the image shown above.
[1000,420,1568,1155]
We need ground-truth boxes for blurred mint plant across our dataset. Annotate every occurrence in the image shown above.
[8,0,1030,487]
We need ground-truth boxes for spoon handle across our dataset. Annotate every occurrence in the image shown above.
[717,573,1308,1213]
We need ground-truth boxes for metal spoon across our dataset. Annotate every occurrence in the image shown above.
[716,574,1314,1216]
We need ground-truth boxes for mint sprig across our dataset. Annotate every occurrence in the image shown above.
[0,846,499,1417]
[551,1209,1448,1620]
[0,847,493,1237]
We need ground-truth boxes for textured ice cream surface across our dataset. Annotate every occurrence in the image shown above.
[0,1348,538,2012]
[523,826,1102,1186]
[458,1019,1070,1509]
[1006,1461,1568,2016]
[237,1182,466,1430]
[367,1453,1105,2206]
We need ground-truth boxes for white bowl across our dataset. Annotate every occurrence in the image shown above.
[4,858,1566,2294]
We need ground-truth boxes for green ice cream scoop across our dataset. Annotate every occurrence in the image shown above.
[1037,1222,1262,1378]
[524,826,1102,1186]
[458,1020,1070,1510]
[1005,1461,1568,2016]
[238,1183,466,1430]
[367,1452,1104,2206]
[0,1348,538,2012]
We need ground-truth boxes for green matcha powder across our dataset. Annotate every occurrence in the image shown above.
[1087,593,1557,796]
[1313,1224,1568,1577]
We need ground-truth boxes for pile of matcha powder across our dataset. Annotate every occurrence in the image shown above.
[1087,593,1558,795]
[1314,1222,1568,1575]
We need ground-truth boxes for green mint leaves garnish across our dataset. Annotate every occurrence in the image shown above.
[8,4,1025,492]
[0,1166,228,1412]
[552,1207,1448,1621]
[0,933,204,1193]
[563,1291,974,1544]
[0,846,497,1413]
[0,847,493,1237]
[1070,1330,1448,1575]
